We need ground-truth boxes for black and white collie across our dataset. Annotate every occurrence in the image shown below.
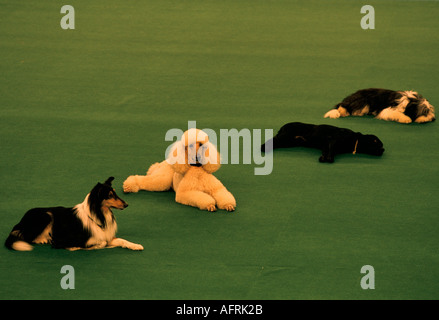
[324,88,435,124]
[5,177,143,251]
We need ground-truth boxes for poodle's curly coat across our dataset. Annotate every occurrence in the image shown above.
[123,129,236,212]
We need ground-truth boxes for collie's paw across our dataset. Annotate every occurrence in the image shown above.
[223,204,235,212]
[123,176,139,193]
[206,204,217,212]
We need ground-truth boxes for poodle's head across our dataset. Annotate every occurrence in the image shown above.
[166,128,221,174]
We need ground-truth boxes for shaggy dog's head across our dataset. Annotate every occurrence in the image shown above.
[398,91,435,122]
[166,129,221,174]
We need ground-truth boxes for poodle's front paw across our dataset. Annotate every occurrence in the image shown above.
[206,204,217,212]
[128,243,144,251]
[123,176,140,193]
[223,204,235,212]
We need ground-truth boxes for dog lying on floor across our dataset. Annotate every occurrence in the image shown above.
[5,177,143,251]
[123,128,236,212]
[261,122,385,163]
[324,88,435,124]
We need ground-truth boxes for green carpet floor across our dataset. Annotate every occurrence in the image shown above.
[0,0,438,300]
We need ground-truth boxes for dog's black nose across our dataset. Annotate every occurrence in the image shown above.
[190,162,202,167]
[123,203,128,208]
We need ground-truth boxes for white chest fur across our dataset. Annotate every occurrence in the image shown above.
[74,194,118,247]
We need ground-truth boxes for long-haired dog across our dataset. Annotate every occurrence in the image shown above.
[5,177,143,251]
[324,88,435,124]
[123,128,236,212]
[261,122,384,163]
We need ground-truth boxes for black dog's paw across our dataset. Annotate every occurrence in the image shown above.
[319,155,334,163]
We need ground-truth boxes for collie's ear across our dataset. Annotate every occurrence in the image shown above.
[199,142,221,173]
[165,141,190,174]
[104,177,115,186]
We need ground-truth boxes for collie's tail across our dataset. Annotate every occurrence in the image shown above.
[5,232,33,251]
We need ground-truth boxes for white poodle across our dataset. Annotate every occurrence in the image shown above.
[123,129,236,212]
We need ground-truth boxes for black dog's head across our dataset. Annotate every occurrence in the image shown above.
[357,135,385,156]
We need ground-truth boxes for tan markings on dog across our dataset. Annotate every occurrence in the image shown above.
[352,105,369,116]
[337,106,350,117]
[376,107,412,123]
[395,95,410,112]
[324,109,340,118]
[102,198,125,210]
[295,136,306,141]
[422,98,434,111]
[66,247,82,251]
[415,114,435,123]
[33,212,53,244]
[10,230,21,238]
[401,90,418,99]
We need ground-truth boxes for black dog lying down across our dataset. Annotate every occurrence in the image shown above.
[261,122,384,163]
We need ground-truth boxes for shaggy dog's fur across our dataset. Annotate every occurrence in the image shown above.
[324,88,435,124]
[5,177,143,251]
[261,122,385,163]
[123,129,236,212]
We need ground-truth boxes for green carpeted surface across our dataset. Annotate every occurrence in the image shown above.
[0,0,438,300]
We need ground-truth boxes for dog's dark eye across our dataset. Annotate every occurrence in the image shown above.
[189,143,203,147]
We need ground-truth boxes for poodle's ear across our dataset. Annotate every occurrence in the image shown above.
[199,142,221,173]
[165,141,190,174]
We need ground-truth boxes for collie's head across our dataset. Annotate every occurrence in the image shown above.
[88,177,128,227]
[166,128,221,174]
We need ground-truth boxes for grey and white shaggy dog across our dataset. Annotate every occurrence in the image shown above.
[324,88,435,124]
